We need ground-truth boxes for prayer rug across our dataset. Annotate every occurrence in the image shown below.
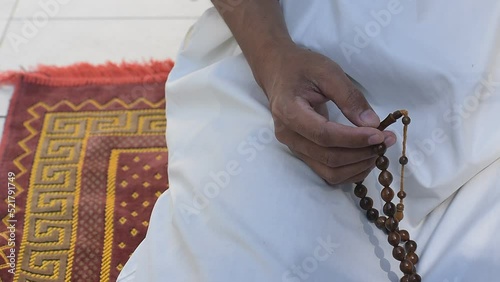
[0,60,173,282]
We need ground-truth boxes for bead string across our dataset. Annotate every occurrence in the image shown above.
[397,110,409,221]
[354,110,421,282]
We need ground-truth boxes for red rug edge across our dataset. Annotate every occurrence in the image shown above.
[0,59,174,167]
[0,59,174,87]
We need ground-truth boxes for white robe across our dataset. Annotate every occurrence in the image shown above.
[118,1,500,281]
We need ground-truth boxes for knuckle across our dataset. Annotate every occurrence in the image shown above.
[273,125,289,144]
[273,119,287,135]
[274,100,297,125]
[271,104,284,120]
[275,130,299,151]
[284,97,301,120]
[274,130,287,144]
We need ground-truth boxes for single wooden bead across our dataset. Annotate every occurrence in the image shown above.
[406,252,419,265]
[400,275,410,282]
[383,202,396,216]
[397,191,407,199]
[359,197,373,210]
[399,156,408,165]
[381,187,395,202]
[388,231,401,246]
[385,217,399,232]
[409,274,421,282]
[395,203,405,221]
[374,143,387,156]
[376,156,390,170]
[402,116,411,125]
[366,208,379,222]
[394,211,404,221]
[375,216,387,229]
[393,110,403,119]
[405,240,418,253]
[354,184,367,198]
[378,170,393,186]
[392,246,406,261]
[400,259,414,274]
[397,203,404,212]
[399,230,410,242]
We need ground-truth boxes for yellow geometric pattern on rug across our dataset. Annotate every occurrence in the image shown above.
[10,99,165,282]
[101,148,167,281]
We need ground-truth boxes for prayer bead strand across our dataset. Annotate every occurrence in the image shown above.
[353,110,421,281]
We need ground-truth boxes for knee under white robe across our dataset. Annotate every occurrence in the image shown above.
[118,1,500,281]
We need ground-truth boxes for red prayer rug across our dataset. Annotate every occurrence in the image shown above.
[0,60,173,282]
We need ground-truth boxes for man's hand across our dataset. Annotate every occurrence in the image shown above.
[259,46,396,184]
[212,0,396,184]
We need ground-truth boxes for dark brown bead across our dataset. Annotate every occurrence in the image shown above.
[366,208,379,222]
[405,240,418,253]
[381,187,395,202]
[409,274,421,282]
[393,110,403,119]
[406,252,419,264]
[392,246,406,261]
[354,184,367,198]
[399,156,409,165]
[399,230,410,242]
[385,217,399,232]
[375,216,387,229]
[359,197,373,210]
[378,170,393,186]
[400,275,410,282]
[400,259,414,274]
[383,202,396,216]
[388,231,401,246]
[374,143,387,156]
[402,116,411,125]
[397,191,407,199]
[376,156,389,170]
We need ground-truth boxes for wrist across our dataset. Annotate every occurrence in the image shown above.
[247,37,296,91]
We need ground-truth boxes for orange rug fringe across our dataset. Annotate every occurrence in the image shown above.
[0,59,174,87]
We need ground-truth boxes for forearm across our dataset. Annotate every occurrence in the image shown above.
[211,0,295,88]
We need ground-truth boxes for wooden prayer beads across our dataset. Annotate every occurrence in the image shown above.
[353,110,422,282]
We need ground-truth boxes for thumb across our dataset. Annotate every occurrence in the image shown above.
[318,70,380,127]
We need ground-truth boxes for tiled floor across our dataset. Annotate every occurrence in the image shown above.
[0,0,213,137]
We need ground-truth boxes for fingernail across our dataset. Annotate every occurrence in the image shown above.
[384,135,396,147]
[368,134,384,145]
[359,110,380,127]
